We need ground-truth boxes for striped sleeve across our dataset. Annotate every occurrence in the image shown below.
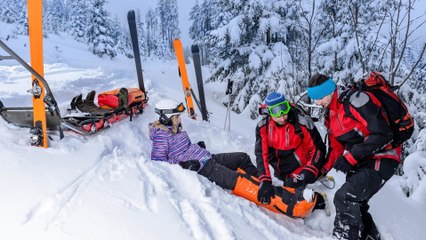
[150,126,170,161]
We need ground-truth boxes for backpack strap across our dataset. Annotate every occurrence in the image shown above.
[257,114,269,128]
[290,106,305,139]
[294,113,304,139]
[339,89,358,121]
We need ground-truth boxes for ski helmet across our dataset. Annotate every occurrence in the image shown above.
[154,99,186,125]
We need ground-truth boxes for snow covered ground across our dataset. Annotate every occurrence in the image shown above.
[1,24,426,240]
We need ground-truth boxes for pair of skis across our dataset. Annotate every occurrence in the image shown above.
[173,39,208,121]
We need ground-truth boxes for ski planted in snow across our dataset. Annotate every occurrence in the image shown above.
[27,0,49,147]
[173,39,196,119]
[127,10,146,95]
[191,45,208,121]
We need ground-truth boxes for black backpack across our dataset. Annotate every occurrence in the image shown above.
[340,72,414,146]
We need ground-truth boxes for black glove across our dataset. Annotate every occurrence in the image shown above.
[197,141,206,149]
[284,170,316,188]
[179,160,201,171]
[333,156,353,173]
[257,181,275,204]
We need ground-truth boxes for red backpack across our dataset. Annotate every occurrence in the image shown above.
[341,72,414,146]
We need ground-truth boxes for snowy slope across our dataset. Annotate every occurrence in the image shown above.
[1,23,426,240]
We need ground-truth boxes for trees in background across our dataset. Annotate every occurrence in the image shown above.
[189,0,425,119]
[0,0,180,60]
[188,0,426,168]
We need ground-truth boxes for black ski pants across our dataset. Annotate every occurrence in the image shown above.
[333,158,398,240]
[198,152,259,190]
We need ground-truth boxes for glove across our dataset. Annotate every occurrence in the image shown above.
[179,160,201,171]
[257,181,275,204]
[284,170,316,188]
[333,156,353,173]
[197,141,206,149]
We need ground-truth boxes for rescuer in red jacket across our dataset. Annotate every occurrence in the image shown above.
[255,92,327,205]
[308,74,400,240]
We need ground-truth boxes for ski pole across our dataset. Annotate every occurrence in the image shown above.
[224,79,233,131]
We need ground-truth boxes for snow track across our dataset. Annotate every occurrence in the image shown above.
[24,148,112,228]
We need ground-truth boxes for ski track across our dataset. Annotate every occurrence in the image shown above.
[167,172,235,240]
[23,146,114,229]
[167,175,234,239]
[132,157,160,212]
[228,200,286,240]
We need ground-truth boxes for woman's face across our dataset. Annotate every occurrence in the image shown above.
[171,114,181,126]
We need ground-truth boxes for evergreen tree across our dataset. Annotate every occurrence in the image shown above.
[111,15,132,57]
[86,0,117,58]
[145,8,158,58]
[155,37,170,59]
[14,0,28,35]
[313,0,387,83]
[206,0,296,117]
[0,1,4,20]
[189,0,202,41]
[189,0,217,64]
[45,0,66,34]
[156,0,180,58]
[69,0,88,42]
[135,8,147,57]
[0,0,20,24]
[315,0,351,77]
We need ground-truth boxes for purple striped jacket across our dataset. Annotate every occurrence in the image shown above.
[149,122,211,166]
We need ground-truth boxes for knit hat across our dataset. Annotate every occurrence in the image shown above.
[265,92,286,106]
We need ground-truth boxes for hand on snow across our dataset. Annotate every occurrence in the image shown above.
[179,160,201,171]
[197,141,206,149]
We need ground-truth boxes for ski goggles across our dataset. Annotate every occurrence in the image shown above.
[175,102,186,113]
[155,102,186,115]
[267,101,291,117]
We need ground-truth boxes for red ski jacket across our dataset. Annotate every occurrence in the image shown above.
[255,109,326,183]
[322,90,401,173]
